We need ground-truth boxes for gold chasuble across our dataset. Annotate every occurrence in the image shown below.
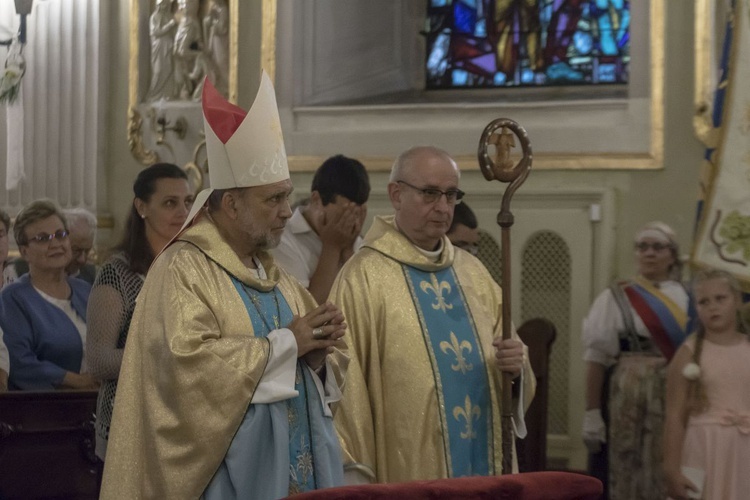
[330,216,535,483]
[100,217,348,499]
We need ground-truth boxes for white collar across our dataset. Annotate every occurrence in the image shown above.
[393,217,444,262]
[415,239,444,262]
[249,256,268,280]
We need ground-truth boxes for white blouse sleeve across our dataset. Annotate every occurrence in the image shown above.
[582,288,625,367]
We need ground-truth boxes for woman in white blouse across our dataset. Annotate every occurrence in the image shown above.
[581,221,692,499]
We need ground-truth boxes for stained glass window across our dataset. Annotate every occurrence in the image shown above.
[425,0,630,88]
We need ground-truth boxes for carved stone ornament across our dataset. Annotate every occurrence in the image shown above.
[128,0,239,182]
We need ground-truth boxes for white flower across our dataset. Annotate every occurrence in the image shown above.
[682,362,701,380]
[0,42,26,105]
[0,64,23,88]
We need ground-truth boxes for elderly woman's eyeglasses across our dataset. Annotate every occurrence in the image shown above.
[634,241,670,252]
[397,180,465,205]
[28,229,69,244]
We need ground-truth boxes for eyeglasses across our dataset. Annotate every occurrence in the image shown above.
[635,241,671,252]
[397,181,465,205]
[27,229,69,244]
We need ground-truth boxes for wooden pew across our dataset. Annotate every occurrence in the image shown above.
[515,317,557,472]
[0,390,99,499]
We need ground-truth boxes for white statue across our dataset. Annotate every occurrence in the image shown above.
[203,0,229,97]
[173,0,202,100]
[146,0,177,101]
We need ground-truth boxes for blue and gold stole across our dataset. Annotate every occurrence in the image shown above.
[403,265,493,477]
[232,277,322,493]
[621,277,693,360]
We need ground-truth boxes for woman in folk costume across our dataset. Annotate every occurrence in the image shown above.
[100,73,348,500]
[581,221,694,499]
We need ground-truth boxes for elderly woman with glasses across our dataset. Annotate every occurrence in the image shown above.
[0,199,97,390]
[581,221,693,500]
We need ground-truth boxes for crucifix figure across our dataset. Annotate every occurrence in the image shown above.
[488,126,516,171]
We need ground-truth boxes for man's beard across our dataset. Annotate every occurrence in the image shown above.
[252,232,281,251]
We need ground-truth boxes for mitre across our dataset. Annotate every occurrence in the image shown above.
[183,71,289,228]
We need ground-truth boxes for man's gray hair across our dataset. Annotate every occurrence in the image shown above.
[389,146,460,183]
[63,207,98,239]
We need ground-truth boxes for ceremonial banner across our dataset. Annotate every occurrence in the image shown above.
[692,0,750,289]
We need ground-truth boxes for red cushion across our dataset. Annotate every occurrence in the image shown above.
[287,472,602,499]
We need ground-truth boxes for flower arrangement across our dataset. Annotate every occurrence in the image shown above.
[0,40,25,105]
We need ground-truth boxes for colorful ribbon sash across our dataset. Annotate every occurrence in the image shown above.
[621,278,691,360]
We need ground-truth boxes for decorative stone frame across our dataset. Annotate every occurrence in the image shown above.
[266,0,666,172]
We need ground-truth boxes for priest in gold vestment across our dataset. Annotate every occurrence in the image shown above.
[330,146,535,483]
[100,75,348,499]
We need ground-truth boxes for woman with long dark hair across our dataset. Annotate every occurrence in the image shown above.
[86,163,194,460]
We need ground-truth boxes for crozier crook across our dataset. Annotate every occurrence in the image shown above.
[477,118,532,475]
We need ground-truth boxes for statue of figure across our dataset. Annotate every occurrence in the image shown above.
[146,0,177,101]
[203,0,230,97]
[173,0,203,100]
[489,127,516,171]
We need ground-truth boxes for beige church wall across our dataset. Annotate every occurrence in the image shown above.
[99,0,138,250]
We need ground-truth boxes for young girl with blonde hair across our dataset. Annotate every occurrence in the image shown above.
[664,269,750,499]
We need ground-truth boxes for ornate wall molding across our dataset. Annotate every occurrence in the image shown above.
[273,1,664,171]
[127,0,238,176]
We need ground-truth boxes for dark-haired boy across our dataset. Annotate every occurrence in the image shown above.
[273,155,370,304]
[447,202,480,256]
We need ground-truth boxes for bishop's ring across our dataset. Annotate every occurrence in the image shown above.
[312,327,325,339]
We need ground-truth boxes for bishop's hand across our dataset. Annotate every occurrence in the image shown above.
[492,337,524,378]
[287,302,346,369]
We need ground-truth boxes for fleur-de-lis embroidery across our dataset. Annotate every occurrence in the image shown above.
[453,395,481,439]
[420,274,453,312]
[440,332,473,373]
